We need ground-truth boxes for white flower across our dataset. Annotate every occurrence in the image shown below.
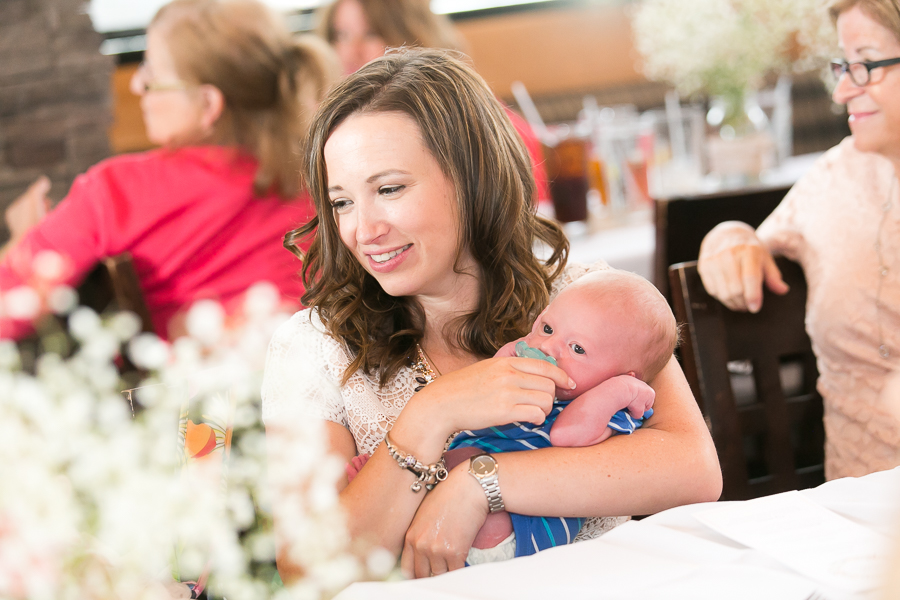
[185,299,226,346]
[243,281,281,319]
[109,311,142,342]
[68,306,102,341]
[46,285,78,315]
[128,333,170,370]
[0,341,20,371]
[366,547,397,577]
[2,285,41,320]
[632,0,836,96]
[32,250,67,281]
[1,281,368,599]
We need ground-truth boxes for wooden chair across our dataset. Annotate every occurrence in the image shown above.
[669,257,825,501]
[78,253,154,334]
[654,184,790,300]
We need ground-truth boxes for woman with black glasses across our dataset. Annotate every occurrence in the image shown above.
[698,0,900,480]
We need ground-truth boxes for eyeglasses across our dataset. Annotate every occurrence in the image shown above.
[830,57,900,86]
[136,61,191,93]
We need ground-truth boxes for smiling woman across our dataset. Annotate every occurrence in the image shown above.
[263,47,720,582]
[698,0,900,480]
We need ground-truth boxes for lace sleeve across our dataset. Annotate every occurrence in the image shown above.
[261,309,348,428]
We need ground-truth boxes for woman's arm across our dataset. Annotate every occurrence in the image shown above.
[402,356,722,576]
[497,356,721,515]
[265,344,574,579]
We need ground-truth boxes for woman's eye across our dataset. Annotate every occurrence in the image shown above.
[542,324,553,334]
[330,198,351,212]
[571,343,585,355]
[379,185,404,195]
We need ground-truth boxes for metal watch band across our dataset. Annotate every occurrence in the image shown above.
[481,475,505,513]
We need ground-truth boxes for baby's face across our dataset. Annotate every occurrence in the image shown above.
[523,285,638,400]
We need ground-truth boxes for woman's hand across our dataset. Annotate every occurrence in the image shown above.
[698,221,789,313]
[401,461,487,578]
[5,176,51,240]
[394,356,575,458]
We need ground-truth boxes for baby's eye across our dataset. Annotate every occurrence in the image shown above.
[379,184,405,195]
[543,324,553,334]
[571,343,585,355]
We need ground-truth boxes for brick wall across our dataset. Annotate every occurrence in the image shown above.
[0,0,113,244]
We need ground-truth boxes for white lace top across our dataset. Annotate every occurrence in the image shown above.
[261,261,627,540]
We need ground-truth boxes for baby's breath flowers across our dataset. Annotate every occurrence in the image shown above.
[0,254,389,599]
[632,0,838,100]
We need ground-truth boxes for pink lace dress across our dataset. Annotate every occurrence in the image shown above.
[758,137,900,479]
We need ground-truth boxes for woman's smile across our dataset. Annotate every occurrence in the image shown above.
[367,244,412,269]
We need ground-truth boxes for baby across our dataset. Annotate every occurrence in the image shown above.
[347,269,678,564]
[445,269,678,564]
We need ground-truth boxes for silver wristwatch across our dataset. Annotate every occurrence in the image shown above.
[468,454,505,513]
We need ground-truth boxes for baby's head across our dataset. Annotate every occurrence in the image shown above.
[522,269,677,400]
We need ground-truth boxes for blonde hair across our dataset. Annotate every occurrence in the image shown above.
[318,0,464,51]
[151,0,340,197]
[828,0,900,40]
[286,48,567,385]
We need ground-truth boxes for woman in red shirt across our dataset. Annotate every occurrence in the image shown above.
[0,0,339,339]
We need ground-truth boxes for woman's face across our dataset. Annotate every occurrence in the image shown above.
[833,6,900,160]
[130,28,210,147]
[324,111,479,302]
[331,0,387,74]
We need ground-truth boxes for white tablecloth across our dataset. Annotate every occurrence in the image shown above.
[336,468,900,600]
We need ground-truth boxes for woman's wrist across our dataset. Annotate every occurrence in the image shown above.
[449,460,491,517]
[389,390,459,461]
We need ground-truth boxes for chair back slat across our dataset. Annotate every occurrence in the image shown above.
[669,258,825,500]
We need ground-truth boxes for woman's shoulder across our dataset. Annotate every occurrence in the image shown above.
[85,146,255,180]
[813,136,892,178]
[268,308,352,374]
[787,137,894,205]
[550,260,611,299]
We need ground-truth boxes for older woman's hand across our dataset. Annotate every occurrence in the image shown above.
[698,221,789,313]
[401,461,487,578]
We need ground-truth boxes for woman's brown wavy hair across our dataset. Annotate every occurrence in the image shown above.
[285,48,568,386]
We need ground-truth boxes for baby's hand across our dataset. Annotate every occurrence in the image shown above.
[614,374,655,419]
[345,453,370,483]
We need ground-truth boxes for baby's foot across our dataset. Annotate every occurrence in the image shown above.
[472,511,514,549]
[345,453,370,482]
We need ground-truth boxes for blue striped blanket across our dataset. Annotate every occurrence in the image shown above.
[450,399,651,557]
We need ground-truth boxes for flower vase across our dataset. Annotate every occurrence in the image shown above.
[706,90,777,185]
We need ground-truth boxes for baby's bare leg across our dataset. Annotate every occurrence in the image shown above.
[444,446,514,549]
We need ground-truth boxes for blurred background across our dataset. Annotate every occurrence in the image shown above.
[0,0,848,244]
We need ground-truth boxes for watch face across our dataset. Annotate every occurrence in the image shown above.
[471,455,496,477]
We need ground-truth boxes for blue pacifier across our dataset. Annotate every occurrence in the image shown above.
[515,341,557,367]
